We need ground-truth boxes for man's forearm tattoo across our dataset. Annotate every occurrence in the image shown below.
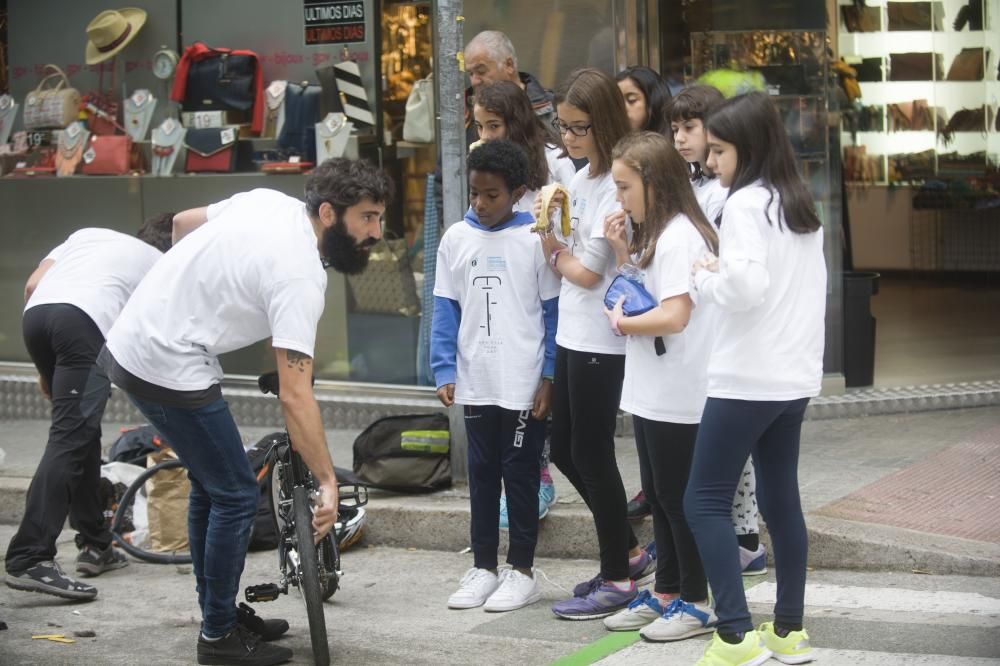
[286,349,312,373]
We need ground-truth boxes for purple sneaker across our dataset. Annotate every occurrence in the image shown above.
[571,547,655,597]
[553,580,638,620]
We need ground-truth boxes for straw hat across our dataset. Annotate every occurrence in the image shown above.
[85,8,147,65]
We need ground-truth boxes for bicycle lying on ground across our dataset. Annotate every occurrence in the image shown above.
[111,371,367,665]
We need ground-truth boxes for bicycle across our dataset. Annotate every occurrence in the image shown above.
[244,371,368,666]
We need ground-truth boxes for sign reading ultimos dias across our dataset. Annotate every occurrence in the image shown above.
[304,0,366,45]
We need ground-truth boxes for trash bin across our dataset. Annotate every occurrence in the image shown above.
[843,271,880,388]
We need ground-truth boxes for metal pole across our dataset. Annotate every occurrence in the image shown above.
[433,0,468,483]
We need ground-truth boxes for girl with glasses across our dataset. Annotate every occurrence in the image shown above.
[534,67,653,621]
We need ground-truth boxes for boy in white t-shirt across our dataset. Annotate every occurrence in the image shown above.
[100,159,392,665]
[432,140,560,613]
[5,216,172,602]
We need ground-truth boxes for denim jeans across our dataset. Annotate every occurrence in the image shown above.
[128,394,258,638]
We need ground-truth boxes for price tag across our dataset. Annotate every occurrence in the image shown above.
[220,127,236,145]
[66,123,81,138]
[131,90,148,106]
[27,130,51,148]
[267,80,287,97]
[161,117,177,133]
[289,155,301,164]
[83,148,96,164]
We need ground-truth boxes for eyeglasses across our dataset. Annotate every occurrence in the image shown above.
[552,119,593,137]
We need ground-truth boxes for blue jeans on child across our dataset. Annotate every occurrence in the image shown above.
[127,394,258,639]
[684,397,810,634]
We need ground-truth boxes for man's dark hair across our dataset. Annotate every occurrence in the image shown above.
[467,139,529,193]
[137,212,174,252]
[304,158,394,218]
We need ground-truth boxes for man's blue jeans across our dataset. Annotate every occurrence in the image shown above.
[128,394,258,638]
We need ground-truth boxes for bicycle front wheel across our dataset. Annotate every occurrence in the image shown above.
[292,485,330,666]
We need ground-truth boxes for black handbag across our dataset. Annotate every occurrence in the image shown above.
[277,82,321,163]
[184,47,256,112]
[855,57,884,82]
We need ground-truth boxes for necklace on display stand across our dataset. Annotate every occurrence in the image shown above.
[0,95,19,147]
[315,112,352,163]
[124,89,158,142]
[151,116,186,176]
[265,80,288,139]
[56,122,91,177]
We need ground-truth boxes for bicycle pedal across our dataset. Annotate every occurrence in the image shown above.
[245,583,282,602]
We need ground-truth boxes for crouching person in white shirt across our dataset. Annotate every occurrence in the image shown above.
[99,159,392,666]
[5,217,172,602]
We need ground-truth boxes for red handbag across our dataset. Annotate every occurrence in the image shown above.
[185,127,239,172]
[81,134,133,175]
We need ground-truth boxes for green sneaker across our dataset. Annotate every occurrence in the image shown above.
[696,630,772,666]
[758,622,814,664]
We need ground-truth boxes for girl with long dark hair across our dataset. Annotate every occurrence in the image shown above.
[685,91,825,666]
[614,66,672,135]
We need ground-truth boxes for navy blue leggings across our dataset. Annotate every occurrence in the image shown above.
[684,397,810,634]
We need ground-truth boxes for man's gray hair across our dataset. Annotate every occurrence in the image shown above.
[466,30,518,70]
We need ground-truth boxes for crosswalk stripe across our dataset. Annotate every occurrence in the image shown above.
[598,641,1000,665]
[745,582,1000,615]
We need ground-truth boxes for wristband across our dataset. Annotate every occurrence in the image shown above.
[549,247,567,270]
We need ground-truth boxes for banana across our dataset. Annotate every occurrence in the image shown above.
[533,183,571,236]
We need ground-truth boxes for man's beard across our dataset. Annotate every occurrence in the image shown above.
[321,219,377,275]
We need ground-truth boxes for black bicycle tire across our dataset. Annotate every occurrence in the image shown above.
[111,459,193,565]
[319,533,340,601]
[293,485,330,666]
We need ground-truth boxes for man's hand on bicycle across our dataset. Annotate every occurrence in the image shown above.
[312,481,340,544]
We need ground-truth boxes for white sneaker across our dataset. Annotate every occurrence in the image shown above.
[639,599,717,642]
[483,568,541,612]
[447,568,500,609]
[603,590,667,631]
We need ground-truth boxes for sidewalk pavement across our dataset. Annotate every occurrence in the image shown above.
[1,405,998,576]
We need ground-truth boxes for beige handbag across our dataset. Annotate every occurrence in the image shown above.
[403,76,435,143]
[23,65,81,130]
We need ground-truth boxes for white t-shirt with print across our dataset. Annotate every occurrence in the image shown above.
[692,175,728,227]
[434,221,561,410]
[26,228,163,337]
[106,189,328,391]
[620,215,719,424]
[515,145,579,213]
[694,184,827,400]
[554,168,625,355]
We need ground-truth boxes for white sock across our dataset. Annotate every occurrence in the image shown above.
[201,632,223,642]
[610,579,634,592]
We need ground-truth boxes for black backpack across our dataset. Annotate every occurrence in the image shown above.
[352,413,451,493]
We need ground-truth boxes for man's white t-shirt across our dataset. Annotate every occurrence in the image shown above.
[26,228,163,337]
[515,145,579,213]
[106,189,328,391]
[692,175,728,227]
[694,184,827,400]
[554,168,625,355]
[620,215,719,424]
[433,221,561,410]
